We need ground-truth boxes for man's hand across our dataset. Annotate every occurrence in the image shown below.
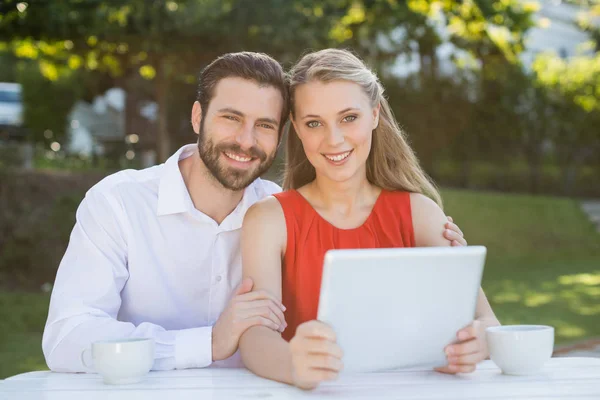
[435,320,488,374]
[444,216,467,246]
[290,320,344,390]
[212,277,287,362]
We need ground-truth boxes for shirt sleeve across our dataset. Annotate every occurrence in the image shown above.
[42,186,213,372]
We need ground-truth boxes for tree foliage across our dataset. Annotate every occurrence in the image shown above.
[0,0,598,195]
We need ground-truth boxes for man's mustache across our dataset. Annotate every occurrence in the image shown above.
[216,143,268,162]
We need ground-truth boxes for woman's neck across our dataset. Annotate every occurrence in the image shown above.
[305,168,380,215]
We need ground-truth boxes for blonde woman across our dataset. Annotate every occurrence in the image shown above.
[238,49,499,390]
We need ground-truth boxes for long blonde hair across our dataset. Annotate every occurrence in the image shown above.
[283,48,442,208]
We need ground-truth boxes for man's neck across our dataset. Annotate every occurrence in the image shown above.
[179,149,245,225]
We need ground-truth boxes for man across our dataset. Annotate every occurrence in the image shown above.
[42,52,467,372]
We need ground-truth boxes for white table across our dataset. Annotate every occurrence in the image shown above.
[1,358,599,400]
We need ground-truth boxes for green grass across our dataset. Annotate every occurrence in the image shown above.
[443,189,600,344]
[0,291,50,379]
[1,189,599,379]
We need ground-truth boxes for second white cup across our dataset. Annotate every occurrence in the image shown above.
[486,325,554,376]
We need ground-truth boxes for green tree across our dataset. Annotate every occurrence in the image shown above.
[533,52,600,194]
[388,0,537,180]
[1,0,540,163]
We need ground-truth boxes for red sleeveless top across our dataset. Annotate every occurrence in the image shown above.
[273,189,415,341]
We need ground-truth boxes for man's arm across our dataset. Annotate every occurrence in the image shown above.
[42,187,215,372]
[43,185,286,372]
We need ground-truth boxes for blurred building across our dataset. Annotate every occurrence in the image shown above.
[0,82,33,168]
[67,88,158,167]
[0,82,24,141]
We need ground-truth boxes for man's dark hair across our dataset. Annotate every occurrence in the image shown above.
[196,52,289,136]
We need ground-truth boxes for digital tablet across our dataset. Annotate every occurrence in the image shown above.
[316,246,486,372]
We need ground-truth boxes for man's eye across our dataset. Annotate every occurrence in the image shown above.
[306,121,321,128]
[224,115,239,121]
[259,124,275,130]
[342,115,357,123]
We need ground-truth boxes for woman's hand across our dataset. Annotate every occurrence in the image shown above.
[289,320,344,390]
[436,320,490,374]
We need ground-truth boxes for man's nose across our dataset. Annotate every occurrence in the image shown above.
[235,122,257,150]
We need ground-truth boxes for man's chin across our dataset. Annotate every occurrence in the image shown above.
[216,168,260,191]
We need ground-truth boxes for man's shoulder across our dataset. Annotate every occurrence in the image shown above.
[88,164,164,201]
[251,178,282,199]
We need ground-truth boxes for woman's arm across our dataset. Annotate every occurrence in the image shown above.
[239,197,345,389]
[410,193,452,248]
[410,193,500,373]
[238,197,294,384]
[410,193,498,318]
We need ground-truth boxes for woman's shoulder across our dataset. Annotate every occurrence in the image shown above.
[246,195,285,223]
[272,188,299,202]
[408,192,445,222]
[408,192,439,210]
[272,188,311,213]
[382,190,439,209]
[407,192,450,247]
[243,195,287,245]
[242,196,287,260]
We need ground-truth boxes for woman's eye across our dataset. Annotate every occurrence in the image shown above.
[342,115,357,123]
[306,121,321,128]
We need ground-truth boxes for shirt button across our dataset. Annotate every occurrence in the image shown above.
[216,275,222,282]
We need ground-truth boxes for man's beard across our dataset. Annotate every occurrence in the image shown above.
[197,121,276,191]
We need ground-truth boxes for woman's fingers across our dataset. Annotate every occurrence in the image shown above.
[447,350,485,366]
[446,338,480,357]
[305,353,344,372]
[305,337,344,358]
[291,321,343,389]
[297,320,337,341]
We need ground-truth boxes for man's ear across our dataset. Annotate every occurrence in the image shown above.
[191,101,202,135]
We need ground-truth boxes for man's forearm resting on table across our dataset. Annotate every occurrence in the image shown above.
[240,326,293,384]
[42,188,215,372]
[42,314,214,372]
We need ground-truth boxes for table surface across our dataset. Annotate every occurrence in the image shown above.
[1,358,599,400]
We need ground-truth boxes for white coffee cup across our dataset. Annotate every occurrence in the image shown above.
[486,325,554,376]
[81,338,155,384]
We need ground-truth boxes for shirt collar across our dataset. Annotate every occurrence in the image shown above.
[156,144,197,216]
[217,180,262,232]
[156,144,263,231]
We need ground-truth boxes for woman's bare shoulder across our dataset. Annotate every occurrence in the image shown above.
[409,192,450,247]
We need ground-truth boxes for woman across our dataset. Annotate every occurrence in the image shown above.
[238,49,499,390]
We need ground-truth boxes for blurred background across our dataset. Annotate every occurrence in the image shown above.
[0,0,599,379]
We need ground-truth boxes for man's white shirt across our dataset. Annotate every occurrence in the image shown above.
[42,144,281,372]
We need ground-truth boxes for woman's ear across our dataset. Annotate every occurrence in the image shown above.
[372,103,381,130]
